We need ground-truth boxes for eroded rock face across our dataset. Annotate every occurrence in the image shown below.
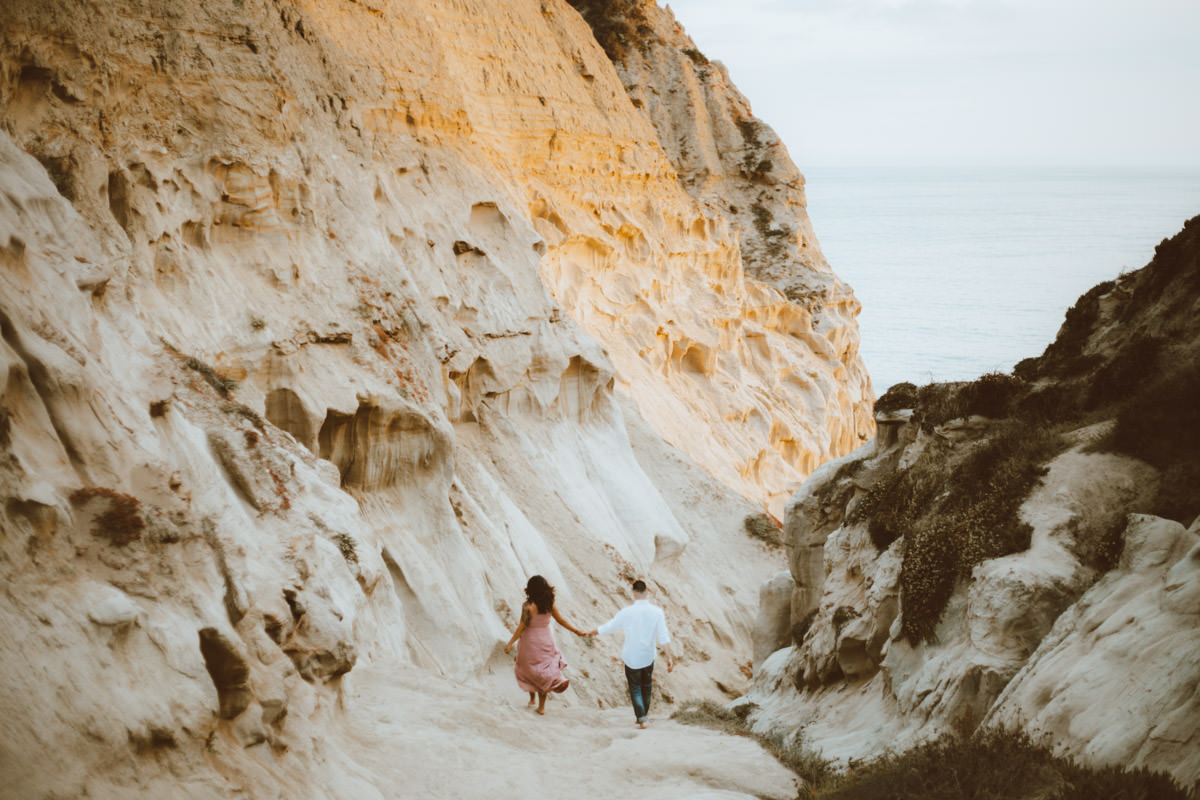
[3,0,873,521]
[539,3,875,513]
[744,412,1197,788]
[0,0,867,794]
[984,515,1200,782]
[746,213,1200,786]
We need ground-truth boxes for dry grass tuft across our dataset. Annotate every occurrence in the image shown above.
[184,356,238,398]
[333,533,358,564]
[803,729,1190,800]
[222,402,265,429]
[874,382,919,414]
[69,486,144,545]
[744,512,784,547]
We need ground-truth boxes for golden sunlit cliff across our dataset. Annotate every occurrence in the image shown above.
[0,0,869,796]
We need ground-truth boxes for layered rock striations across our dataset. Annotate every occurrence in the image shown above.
[744,217,1200,789]
[0,0,868,795]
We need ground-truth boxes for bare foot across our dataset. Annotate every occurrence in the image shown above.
[536,706,546,715]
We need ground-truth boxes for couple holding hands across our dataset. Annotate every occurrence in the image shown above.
[504,575,672,727]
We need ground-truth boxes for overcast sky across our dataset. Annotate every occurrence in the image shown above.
[666,0,1200,166]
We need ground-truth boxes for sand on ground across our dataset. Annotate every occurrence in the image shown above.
[323,663,799,800]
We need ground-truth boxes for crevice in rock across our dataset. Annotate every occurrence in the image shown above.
[197,627,251,720]
[202,518,247,624]
[0,310,85,469]
[107,169,132,235]
[264,387,315,452]
[317,400,447,490]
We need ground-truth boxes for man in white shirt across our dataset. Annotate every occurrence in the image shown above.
[587,579,673,729]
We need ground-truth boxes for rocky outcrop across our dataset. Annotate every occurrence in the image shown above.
[985,515,1200,783]
[752,570,795,670]
[742,217,1200,789]
[745,414,1196,784]
[0,0,868,794]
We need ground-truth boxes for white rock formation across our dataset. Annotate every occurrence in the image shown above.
[0,0,869,794]
[743,412,1200,788]
[984,514,1200,783]
[752,570,796,671]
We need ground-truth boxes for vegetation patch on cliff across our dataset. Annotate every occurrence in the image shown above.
[872,381,919,415]
[801,729,1191,800]
[69,486,145,545]
[184,355,239,398]
[878,351,1200,531]
[875,372,1027,431]
[847,216,1200,644]
[855,372,1071,643]
[744,512,784,547]
[736,119,774,183]
[566,0,653,62]
[1011,214,1200,524]
[1101,361,1200,524]
[858,420,1064,642]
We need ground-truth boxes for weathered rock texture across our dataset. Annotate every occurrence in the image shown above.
[549,1,874,510]
[743,217,1200,790]
[0,0,867,795]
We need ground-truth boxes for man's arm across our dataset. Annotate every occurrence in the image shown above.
[586,606,627,637]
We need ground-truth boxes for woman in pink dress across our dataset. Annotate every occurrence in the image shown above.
[503,575,588,715]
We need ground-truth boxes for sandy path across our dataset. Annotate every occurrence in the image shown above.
[328,663,799,800]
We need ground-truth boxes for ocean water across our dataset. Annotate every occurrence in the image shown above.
[803,166,1200,395]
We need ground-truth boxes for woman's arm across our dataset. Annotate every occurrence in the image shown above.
[504,603,531,653]
[550,603,585,636]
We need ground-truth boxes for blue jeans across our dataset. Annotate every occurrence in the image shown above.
[624,663,654,722]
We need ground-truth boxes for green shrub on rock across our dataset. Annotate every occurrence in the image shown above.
[1104,362,1200,524]
[852,419,1063,642]
[873,382,919,414]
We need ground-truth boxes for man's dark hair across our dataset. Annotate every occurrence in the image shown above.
[631,579,647,593]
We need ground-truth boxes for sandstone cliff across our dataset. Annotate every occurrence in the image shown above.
[745,216,1200,790]
[546,0,874,510]
[0,0,868,796]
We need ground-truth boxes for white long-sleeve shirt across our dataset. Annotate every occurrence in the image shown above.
[597,599,671,669]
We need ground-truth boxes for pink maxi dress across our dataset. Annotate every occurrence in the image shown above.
[514,611,569,693]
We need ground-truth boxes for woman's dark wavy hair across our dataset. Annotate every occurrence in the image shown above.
[524,575,555,614]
